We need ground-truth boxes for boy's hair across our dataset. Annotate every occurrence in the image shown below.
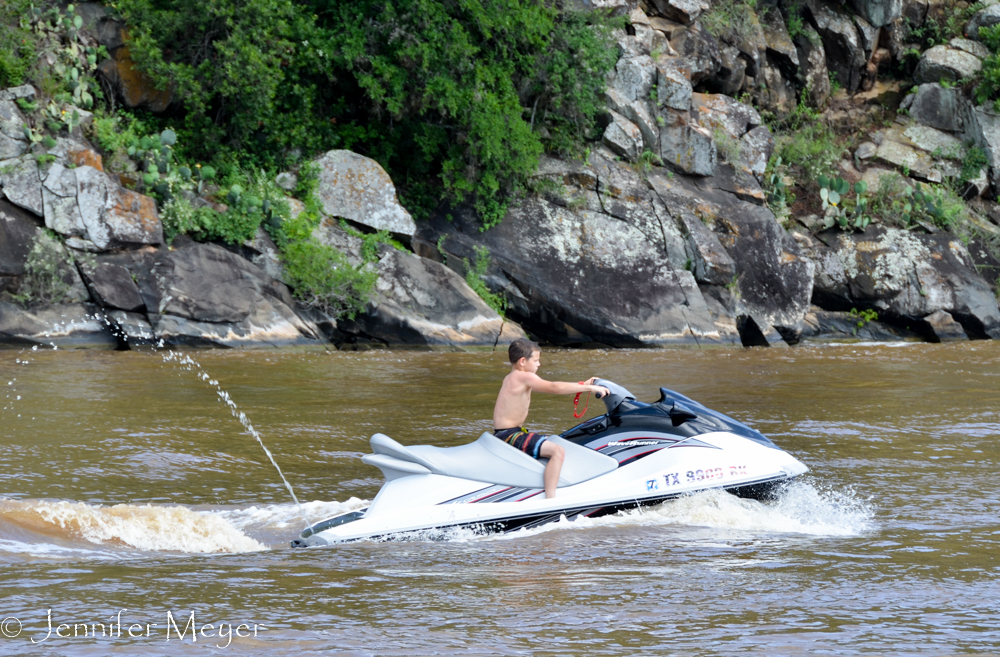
[508,338,540,364]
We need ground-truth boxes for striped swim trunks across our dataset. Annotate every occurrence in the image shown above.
[493,427,547,459]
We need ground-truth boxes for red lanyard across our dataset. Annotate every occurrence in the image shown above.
[573,381,589,418]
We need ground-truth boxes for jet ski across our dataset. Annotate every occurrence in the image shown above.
[291,379,808,546]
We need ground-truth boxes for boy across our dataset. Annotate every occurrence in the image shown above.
[493,338,609,499]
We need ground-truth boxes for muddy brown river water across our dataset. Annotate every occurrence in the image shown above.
[1,342,999,655]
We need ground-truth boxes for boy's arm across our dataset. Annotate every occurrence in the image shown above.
[523,373,609,396]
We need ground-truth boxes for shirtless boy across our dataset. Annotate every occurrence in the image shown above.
[493,338,610,499]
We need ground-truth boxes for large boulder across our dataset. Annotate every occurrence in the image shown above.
[966,4,1000,37]
[76,255,145,312]
[130,241,320,347]
[906,83,963,132]
[0,156,43,216]
[913,45,983,84]
[660,113,718,176]
[795,26,831,107]
[313,220,523,348]
[313,150,417,238]
[647,0,709,24]
[0,200,40,294]
[807,0,866,91]
[669,25,722,84]
[74,166,163,250]
[602,111,644,161]
[0,302,117,349]
[817,226,1000,339]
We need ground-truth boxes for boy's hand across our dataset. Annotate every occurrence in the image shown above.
[591,385,610,398]
[584,377,598,385]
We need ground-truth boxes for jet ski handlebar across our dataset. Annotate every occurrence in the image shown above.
[593,378,635,414]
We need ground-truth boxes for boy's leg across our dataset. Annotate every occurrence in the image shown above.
[538,440,565,499]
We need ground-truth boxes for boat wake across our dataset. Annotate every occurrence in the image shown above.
[0,480,872,558]
[480,477,876,542]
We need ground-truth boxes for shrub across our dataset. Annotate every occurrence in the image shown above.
[702,0,760,45]
[773,120,843,180]
[281,240,376,319]
[113,0,620,227]
[0,0,35,88]
[13,231,76,306]
[464,245,507,315]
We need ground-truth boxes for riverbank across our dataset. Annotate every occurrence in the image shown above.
[2,1,1000,350]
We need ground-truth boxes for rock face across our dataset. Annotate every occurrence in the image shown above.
[809,0,866,91]
[314,220,523,348]
[0,201,41,294]
[0,301,118,349]
[412,148,812,348]
[813,227,1000,339]
[313,150,417,238]
[648,167,815,340]
[130,241,320,347]
[847,0,901,27]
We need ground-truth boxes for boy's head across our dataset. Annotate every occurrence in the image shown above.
[508,338,540,369]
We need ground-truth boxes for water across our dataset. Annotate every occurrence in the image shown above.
[0,343,998,654]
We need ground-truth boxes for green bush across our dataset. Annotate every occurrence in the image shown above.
[113,0,620,227]
[13,231,76,306]
[702,0,760,45]
[774,120,844,180]
[281,240,376,319]
[0,0,35,88]
[464,245,507,315]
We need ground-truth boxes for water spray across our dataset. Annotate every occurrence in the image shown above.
[161,351,313,531]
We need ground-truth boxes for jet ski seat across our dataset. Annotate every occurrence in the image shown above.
[364,432,618,489]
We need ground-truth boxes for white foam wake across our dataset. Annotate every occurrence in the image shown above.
[483,478,876,542]
[0,500,266,553]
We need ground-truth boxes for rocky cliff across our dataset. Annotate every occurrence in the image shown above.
[2,0,1000,349]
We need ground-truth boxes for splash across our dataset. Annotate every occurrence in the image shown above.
[219,498,368,532]
[0,499,265,553]
[480,478,876,542]
[161,351,312,530]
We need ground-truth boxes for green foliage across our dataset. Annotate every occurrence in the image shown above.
[159,196,221,243]
[464,245,507,315]
[974,25,1000,109]
[702,0,760,45]
[24,4,106,110]
[785,3,804,41]
[764,155,789,214]
[849,308,878,335]
[634,149,663,173]
[0,0,35,87]
[774,119,843,180]
[281,240,376,319]
[960,145,989,186]
[12,230,75,306]
[902,183,966,229]
[910,5,981,50]
[712,128,742,164]
[818,175,870,231]
[113,0,621,227]
[338,221,404,263]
